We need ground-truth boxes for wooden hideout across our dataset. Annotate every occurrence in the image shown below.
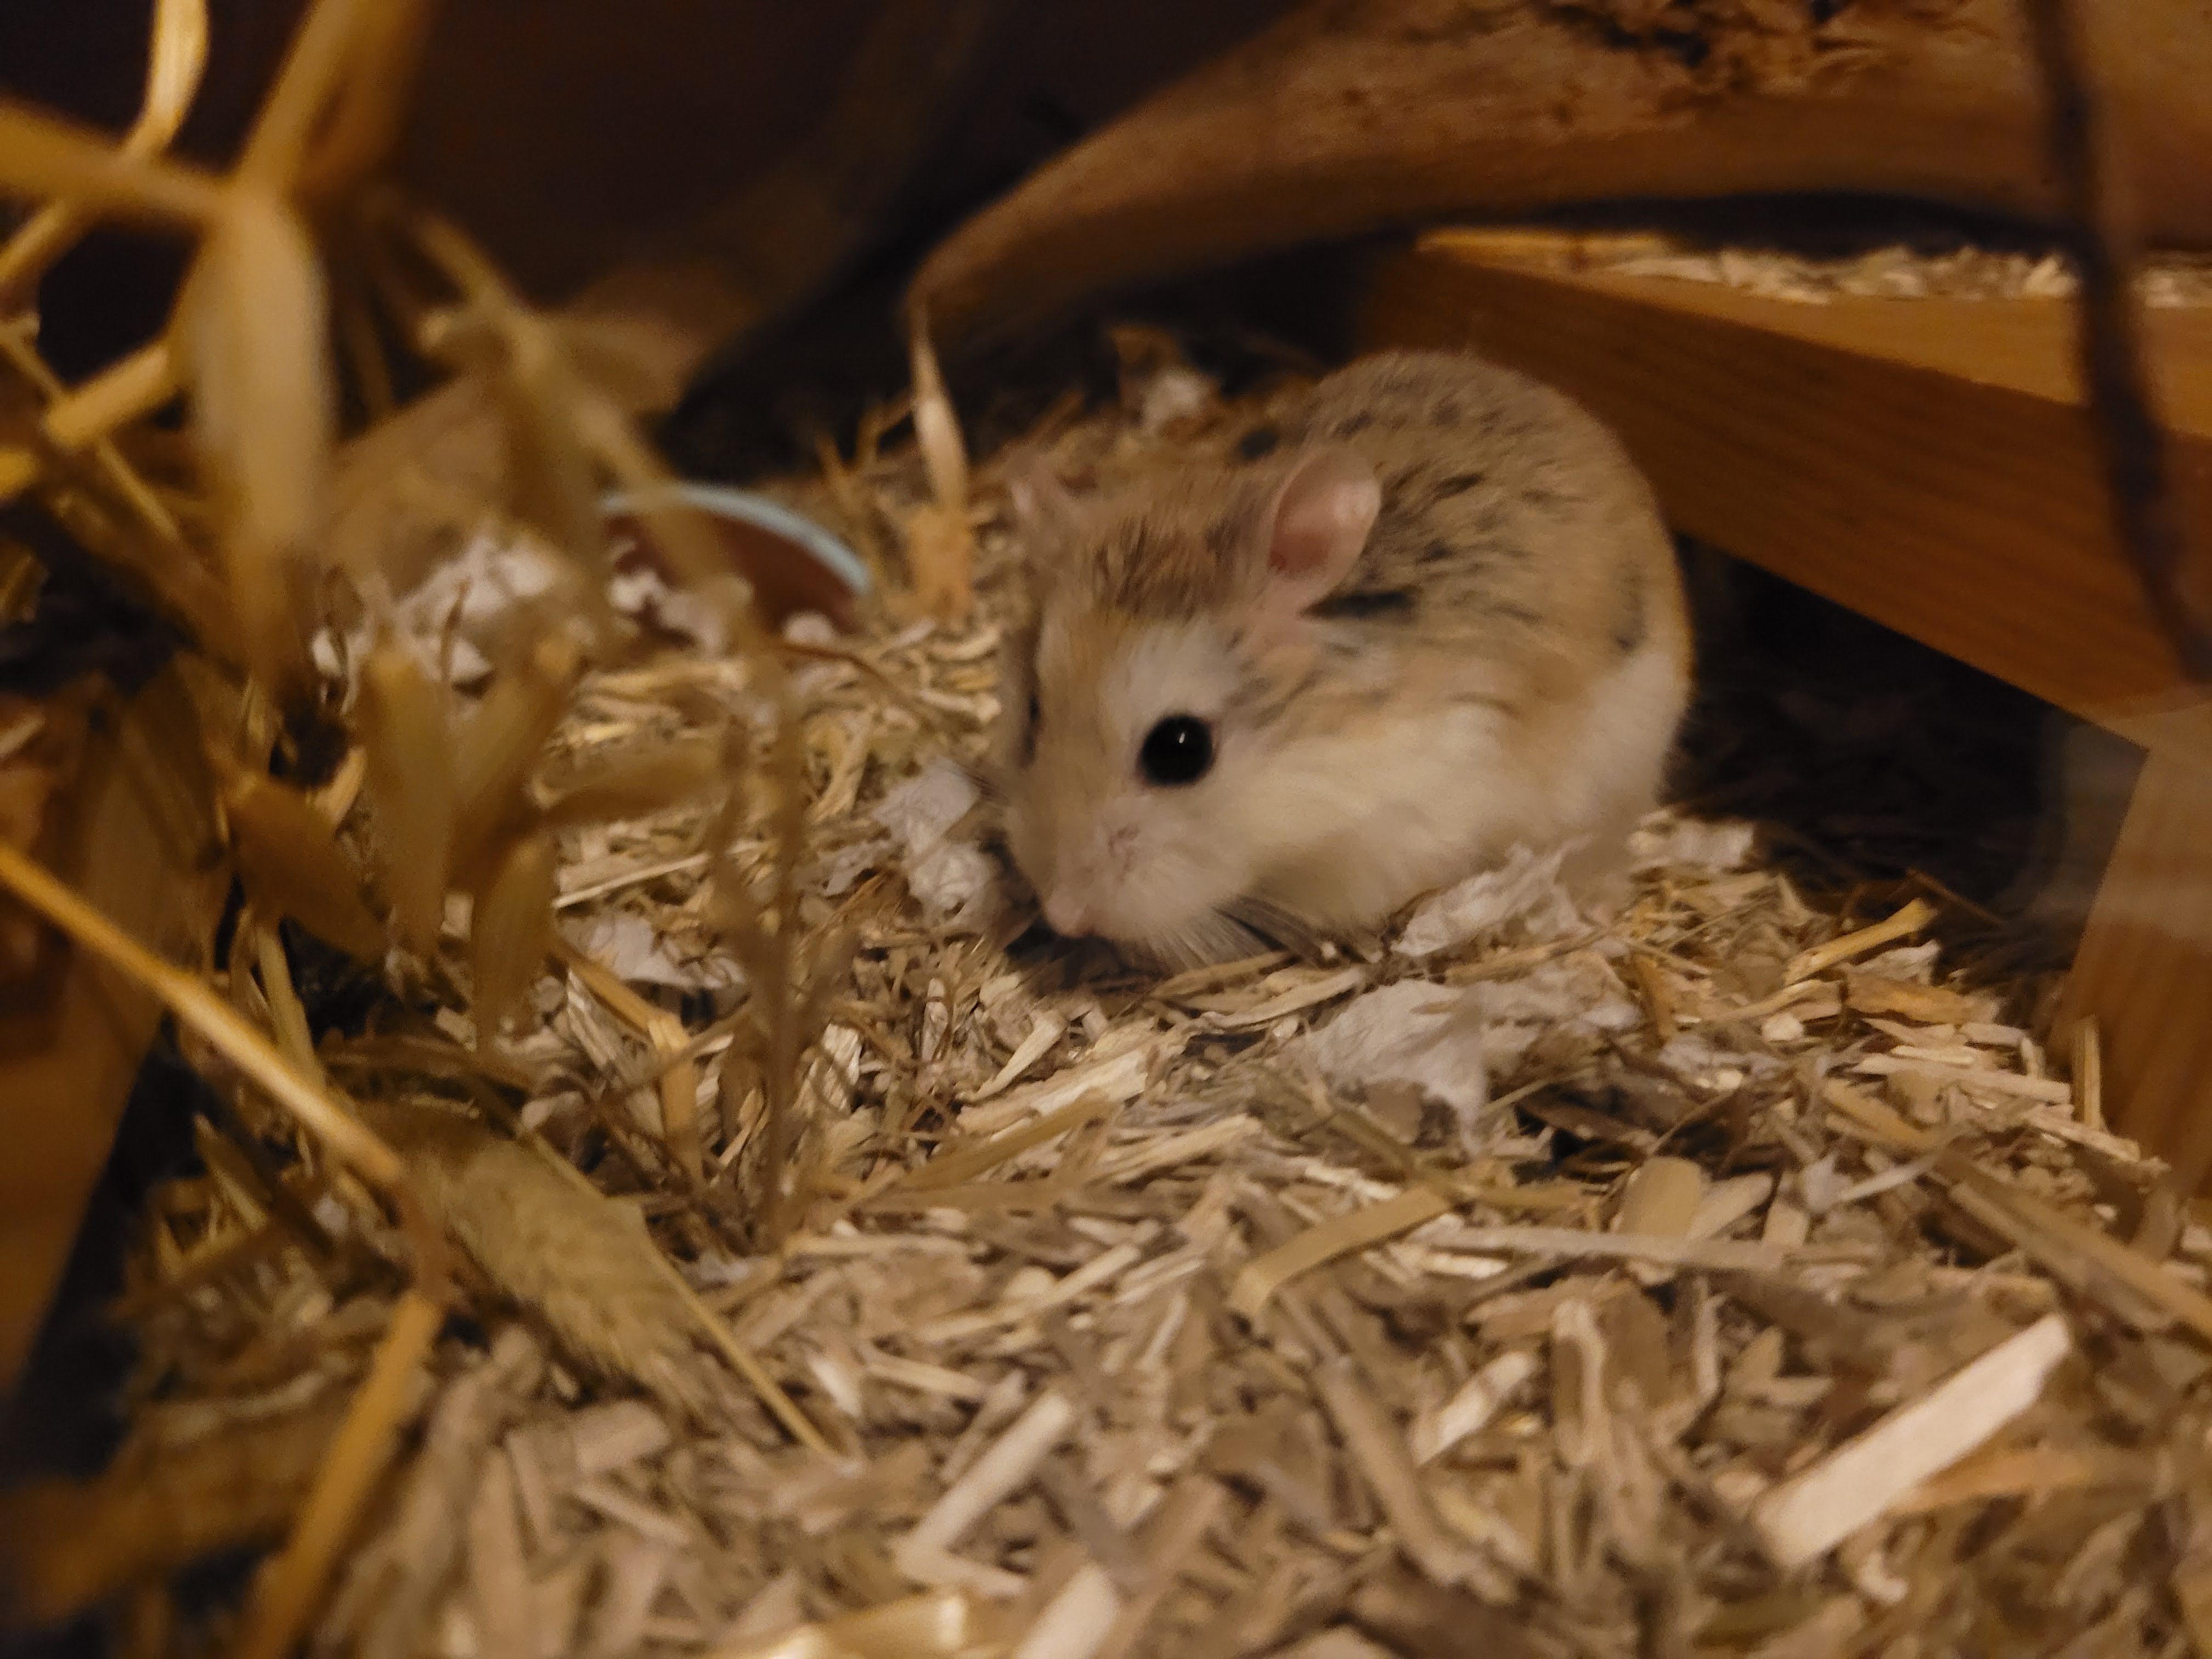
[1359,229,2212,1193]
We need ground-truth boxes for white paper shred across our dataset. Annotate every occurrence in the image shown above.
[873,759,995,919]
[1859,941,1942,980]
[566,911,742,995]
[1295,981,1490,1133]
[1136,366,1217,432]
[1629,814,1758,873]
[608,559,729,652]
[1395,843,1584,958]
[816,834,893,898]
[1472,955,1641,1075]
[351,527,568,689]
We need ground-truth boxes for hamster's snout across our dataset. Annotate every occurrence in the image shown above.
[1039,888,1096,938]
[1037,855,1114,938]
[1025,816,1142,941]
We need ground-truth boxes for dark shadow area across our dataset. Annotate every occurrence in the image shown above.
[1675,551,2062,919]
[0,1042,213,1486]
[0,1042,211,1659]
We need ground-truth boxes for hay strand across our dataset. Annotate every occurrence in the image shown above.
[0,838,407,1193]
[0,0,207,307]
[234,1289,445,1659]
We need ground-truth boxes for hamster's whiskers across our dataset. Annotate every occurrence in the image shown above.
[1132,910,1260,973]
[957,760,1007,806]
[1221,894,1326,961]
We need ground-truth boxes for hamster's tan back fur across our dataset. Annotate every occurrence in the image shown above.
[1278,352,1689,710]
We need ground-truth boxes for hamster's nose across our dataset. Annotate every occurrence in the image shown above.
[1041,891,1093,938]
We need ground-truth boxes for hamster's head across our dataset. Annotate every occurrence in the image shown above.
[997,445,1382,964]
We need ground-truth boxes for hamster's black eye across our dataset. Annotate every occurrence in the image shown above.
[1139,715,1214,786]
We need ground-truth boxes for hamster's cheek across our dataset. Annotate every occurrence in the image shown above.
[999,797,1056,901]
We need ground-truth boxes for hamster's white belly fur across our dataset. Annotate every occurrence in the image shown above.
[1250,635,1687,929]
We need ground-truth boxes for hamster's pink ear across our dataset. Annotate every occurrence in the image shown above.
[1258,447,1380,616]
[1002,450,1079,544]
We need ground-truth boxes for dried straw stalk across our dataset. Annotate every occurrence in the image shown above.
[0,0,839,1644]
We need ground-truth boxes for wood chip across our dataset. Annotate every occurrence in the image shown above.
[1614,1156,1704,1235]
[961,1043,1165,1137]
[1313,1359,1501,1594]
[1752,1313,2072,1568]
[1845,974,1988,1024]
[1230,1188,1454,1319]
[1409,1351,1539,1465]
[1203,966,1367,1031]
[898,1390,1075,1583]
[1784,898,1937,983]
[1009,1562,1121,1659]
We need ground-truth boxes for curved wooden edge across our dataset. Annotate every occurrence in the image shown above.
[906,0,2212,353]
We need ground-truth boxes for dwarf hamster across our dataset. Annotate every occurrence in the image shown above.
[997,349,1691,965]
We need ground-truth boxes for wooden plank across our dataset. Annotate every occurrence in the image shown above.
[2057,753,2212,1194]
[1356,233,2212,769]
[0,664,229,1395]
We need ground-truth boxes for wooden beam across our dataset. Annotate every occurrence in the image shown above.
[1357,232,2212,768]
[2057,753,2212,1193]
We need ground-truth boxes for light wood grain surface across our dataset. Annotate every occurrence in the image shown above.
[2058,752,2212,1192]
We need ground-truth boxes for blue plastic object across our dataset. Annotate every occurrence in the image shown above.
[601,483,872,600]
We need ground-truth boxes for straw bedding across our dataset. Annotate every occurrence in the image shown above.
[11,251,2212,1658]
